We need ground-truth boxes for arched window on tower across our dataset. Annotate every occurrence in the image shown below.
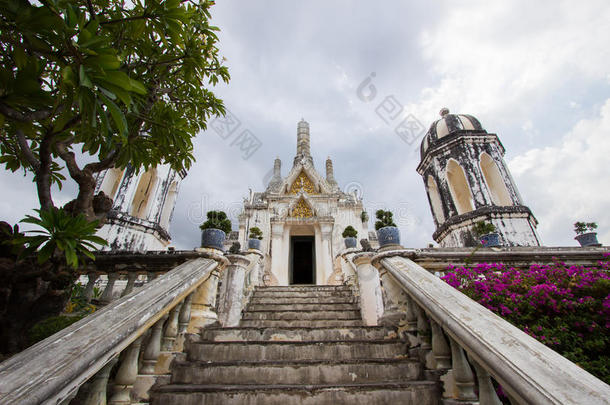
[446,159,475,215]
[427,176,445,224]
[130,168,158,220]
[480,152,512,206]
[159,181,178,229]
[99,167,125,201]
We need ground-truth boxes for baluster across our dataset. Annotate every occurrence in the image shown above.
[404,295,419,347]
[109,337,143,404]
[178,293,194,333]
[162,302,183,351]
[84,273,99,303]
[121,272,138,297]
[377,268,407,326]
[99,273,118,305]
[140,314,168,375]
[468,356,502,405]
[448,336,478,401]
[415,305,433,368]
[82,357,118,405]
[430,319,451,369]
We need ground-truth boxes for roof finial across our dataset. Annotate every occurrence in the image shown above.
[440,107,450,117]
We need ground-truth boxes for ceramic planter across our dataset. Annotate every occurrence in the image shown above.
[575,232,600,247]
[480,233,500,247]
[377,226,400,247]
[201,228,226,251]
[248,238,262,250]
[344,237,357,249]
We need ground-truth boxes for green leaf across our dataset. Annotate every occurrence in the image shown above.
[128,78,147,95]
[79,65,93,88]
[100,94,128,136]
[38,243,55,264]
[13,47,28,69]
[87,55,121,70]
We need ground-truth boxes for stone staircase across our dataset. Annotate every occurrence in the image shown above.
[151,285,439,404]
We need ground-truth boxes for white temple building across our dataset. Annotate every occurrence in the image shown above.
[234,119,373,285]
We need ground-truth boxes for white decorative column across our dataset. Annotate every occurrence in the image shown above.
[270,221,286,285]
[238,213,247,247]
[218,255,251,327]
[352,252,384,325]
[319,221,334,284]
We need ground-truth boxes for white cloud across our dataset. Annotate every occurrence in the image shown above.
[509,98,610,246]
[414,0,610,129]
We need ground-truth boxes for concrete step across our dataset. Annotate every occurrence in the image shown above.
[247,302,358,312]
[242,309,361,321]
[187,340,407,362]
[152,381,439,405]
[256,285,351,292]
[249,296,355,305]
[170,358,422,385]
[239,319,364,328]
[201,326,397,342]
[252,290,353,299]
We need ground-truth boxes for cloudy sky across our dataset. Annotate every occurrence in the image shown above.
[2,0,609,249]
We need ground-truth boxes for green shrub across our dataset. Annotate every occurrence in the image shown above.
[199,211,232,234]
[342,226,358,238]
[472,221,496,236]
[374,210,396,231]
[574,221,597,235]
[248,227,263,240]
[29,315,85,345]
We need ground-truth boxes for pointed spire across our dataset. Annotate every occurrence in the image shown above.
[326,156,336,183]
[265,157,283,193]
[294,118,313,167]
[296,119,311,157]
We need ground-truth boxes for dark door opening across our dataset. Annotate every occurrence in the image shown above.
[290,236,316,284]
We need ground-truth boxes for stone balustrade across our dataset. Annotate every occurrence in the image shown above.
[0,251,232,405]
[363,250,610,404]
[78,250,207,305]
[410,245,608,274]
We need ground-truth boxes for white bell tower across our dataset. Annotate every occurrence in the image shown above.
[94,164,186,251]
[417,108,541,247]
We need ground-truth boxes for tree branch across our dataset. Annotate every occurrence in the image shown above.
[36,132,55,209]
[84,148,119,173]
[0,102,53,123]
[55,141,85,182]
[16,129,41,171]
[100,14,154,25]
[86,0,96,20]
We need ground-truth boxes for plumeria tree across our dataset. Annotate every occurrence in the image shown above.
[0,0,229,355]
[0,0,229,221]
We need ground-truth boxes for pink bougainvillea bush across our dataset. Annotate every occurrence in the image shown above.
[441,254,610,383]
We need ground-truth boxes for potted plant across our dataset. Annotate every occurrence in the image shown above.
[574,222,600,247]
[200,211,232,251]
[473,220,500,247]
[248,226,263,250]
[342,225,358,248]
[360,211,369,223]
[375,209,400,247]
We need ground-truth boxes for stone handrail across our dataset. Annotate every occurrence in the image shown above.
[376,254,610,405]
[0,257,221,405]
